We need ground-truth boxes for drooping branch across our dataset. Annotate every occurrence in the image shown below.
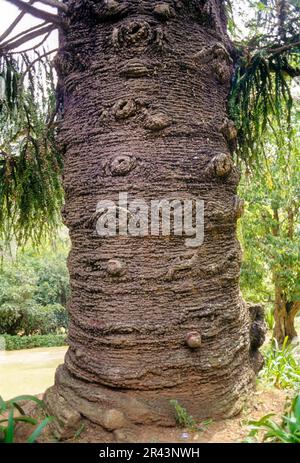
[0,52,64,246]
[0,24,55,52]
[4,0,64,26]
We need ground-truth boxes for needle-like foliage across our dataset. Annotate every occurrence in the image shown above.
[228,0,300,165]
[0,52,63,246]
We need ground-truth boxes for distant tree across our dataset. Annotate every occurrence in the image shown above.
[240,108,300,343]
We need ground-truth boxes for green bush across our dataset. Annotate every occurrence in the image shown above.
[2,334,67,350]
[31,256,70,306]
[0,303,68,336]
[0,304,22,335]
[0,239,70,337]
[20,304,57,336]
[51,303,68,331]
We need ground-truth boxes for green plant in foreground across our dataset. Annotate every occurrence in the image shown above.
[259,337,300,390]
[169,399,212,432]
[0,395,53,443]
[170,400,197,430]
[247,395,300,443]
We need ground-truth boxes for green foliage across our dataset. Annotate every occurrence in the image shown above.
[265,305,275,331]
[0,394,53,443]
[0,238,70,336]
[20,303,67,336]
[228,0,300,164]
[247,394,300,443]
[169,400,212,432]
[239,108,300,309]
[170,400,197,430]
[0,53,63,246]
[0,301,67,336]
[259,337,300,390]
[0,304,22,335]
[230,52,294,163]
[2,333,67,350]
[32,255,70,307]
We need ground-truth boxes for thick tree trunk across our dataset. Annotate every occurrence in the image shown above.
[45,0,265,441]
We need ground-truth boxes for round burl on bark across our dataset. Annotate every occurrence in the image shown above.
[102,409,126,431]
[106,0,120,10]
[110,155,136,176]
[75,349,85,359]
[220,119,238,141]
[186,331,202,349]
[118,20,152,46]
[144,113,172,131]
[153,3,174,20]
[113,99,137,120]
[209,153,233,177]
[213,61,231,83]
[107,259,126,277]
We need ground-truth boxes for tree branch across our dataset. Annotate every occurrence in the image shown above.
[14,29,54,53]
[0,24,55,52]
[0,21,48,49]
[4,0,63,26]
[0,0,35,43]
[21,48,58,82]
[268,39,300,55]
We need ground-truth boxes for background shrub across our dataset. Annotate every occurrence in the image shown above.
[2,334,67,350]
[0,304,22,335]
[0,238,70,337]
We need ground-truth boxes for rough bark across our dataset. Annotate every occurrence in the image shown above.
[273,285,299,344]
[45,0,265,441]
[272,208,299,344]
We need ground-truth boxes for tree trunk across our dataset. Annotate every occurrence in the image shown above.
[45,0,265,441]
[273,285,299,343]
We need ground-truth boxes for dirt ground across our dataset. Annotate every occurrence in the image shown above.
[13,386,288,443]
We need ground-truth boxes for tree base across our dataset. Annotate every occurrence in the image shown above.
[44,363,256,442]
[44,303,266,442]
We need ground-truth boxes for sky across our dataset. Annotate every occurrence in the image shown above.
[0,0,58,51]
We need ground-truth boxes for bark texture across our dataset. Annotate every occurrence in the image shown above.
[45,0,265,440]
[273,284,300,344]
